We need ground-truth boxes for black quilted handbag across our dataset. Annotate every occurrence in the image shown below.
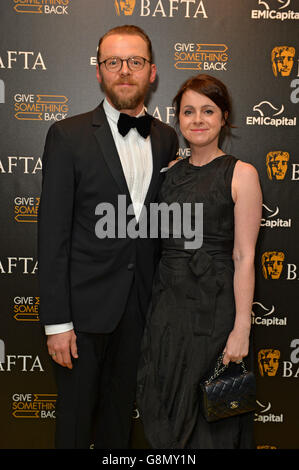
[200,353,256,422]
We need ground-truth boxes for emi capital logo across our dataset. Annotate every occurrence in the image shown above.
[114,0,208,18]
[13,0,70,15]
[251,0,299,21]
[261,203,291,228]
[246,100,296,127]
[255,400,283,424]
[251,301,287,327]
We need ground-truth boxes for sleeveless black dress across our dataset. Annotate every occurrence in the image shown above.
[136,155,254,449]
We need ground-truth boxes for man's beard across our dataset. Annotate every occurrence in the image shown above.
[100,76,150,111]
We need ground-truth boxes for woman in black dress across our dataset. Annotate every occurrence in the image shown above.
[137,74,262,449]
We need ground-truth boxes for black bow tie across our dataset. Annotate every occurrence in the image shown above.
[117,113,152,139]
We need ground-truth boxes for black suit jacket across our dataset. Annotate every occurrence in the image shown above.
[38,102,178,333]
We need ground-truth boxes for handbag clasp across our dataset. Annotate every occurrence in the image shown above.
[229,401,239,409]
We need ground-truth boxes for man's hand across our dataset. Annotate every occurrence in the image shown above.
[47,329,78,369]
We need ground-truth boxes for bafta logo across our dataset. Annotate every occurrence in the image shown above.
[258,349,280,377]
[266,151,289,181]
[114,0,136,16]
[261,251,284,279]
[271,46,295,77]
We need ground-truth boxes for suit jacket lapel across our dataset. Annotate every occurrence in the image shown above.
[144,119,162,207]
[92,102,131,199]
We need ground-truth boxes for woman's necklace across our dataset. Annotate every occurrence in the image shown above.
[189,150,224,167]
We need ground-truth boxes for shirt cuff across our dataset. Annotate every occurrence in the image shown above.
[44,322,74,335]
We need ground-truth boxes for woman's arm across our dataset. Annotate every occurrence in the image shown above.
[222,161,262,365]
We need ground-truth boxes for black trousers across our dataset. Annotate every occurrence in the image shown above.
[53,281,144,449]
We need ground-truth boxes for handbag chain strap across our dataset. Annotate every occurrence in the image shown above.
[205,353,248,386]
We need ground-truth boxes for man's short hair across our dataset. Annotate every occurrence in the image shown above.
[97,25,153,65]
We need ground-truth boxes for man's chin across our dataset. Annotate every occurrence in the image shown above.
[108,93,142,111]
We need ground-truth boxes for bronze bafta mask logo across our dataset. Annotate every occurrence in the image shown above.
[271,46,295,77]
[258,349,280,377]
[266,151,289,180]
[261,251,284,279]
[256,445,277,449]
[114,0,136,15]
[257,446,277,449]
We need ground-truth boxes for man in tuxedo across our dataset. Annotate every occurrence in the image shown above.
[38,25,178,449]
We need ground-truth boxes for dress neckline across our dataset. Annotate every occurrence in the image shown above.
[187,154,227,169]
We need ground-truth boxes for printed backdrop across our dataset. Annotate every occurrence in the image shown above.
[0,0,298,450]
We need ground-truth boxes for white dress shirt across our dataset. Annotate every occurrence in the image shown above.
[45,98,153,335]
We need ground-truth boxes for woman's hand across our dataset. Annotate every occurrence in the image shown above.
[222,327,250,365]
